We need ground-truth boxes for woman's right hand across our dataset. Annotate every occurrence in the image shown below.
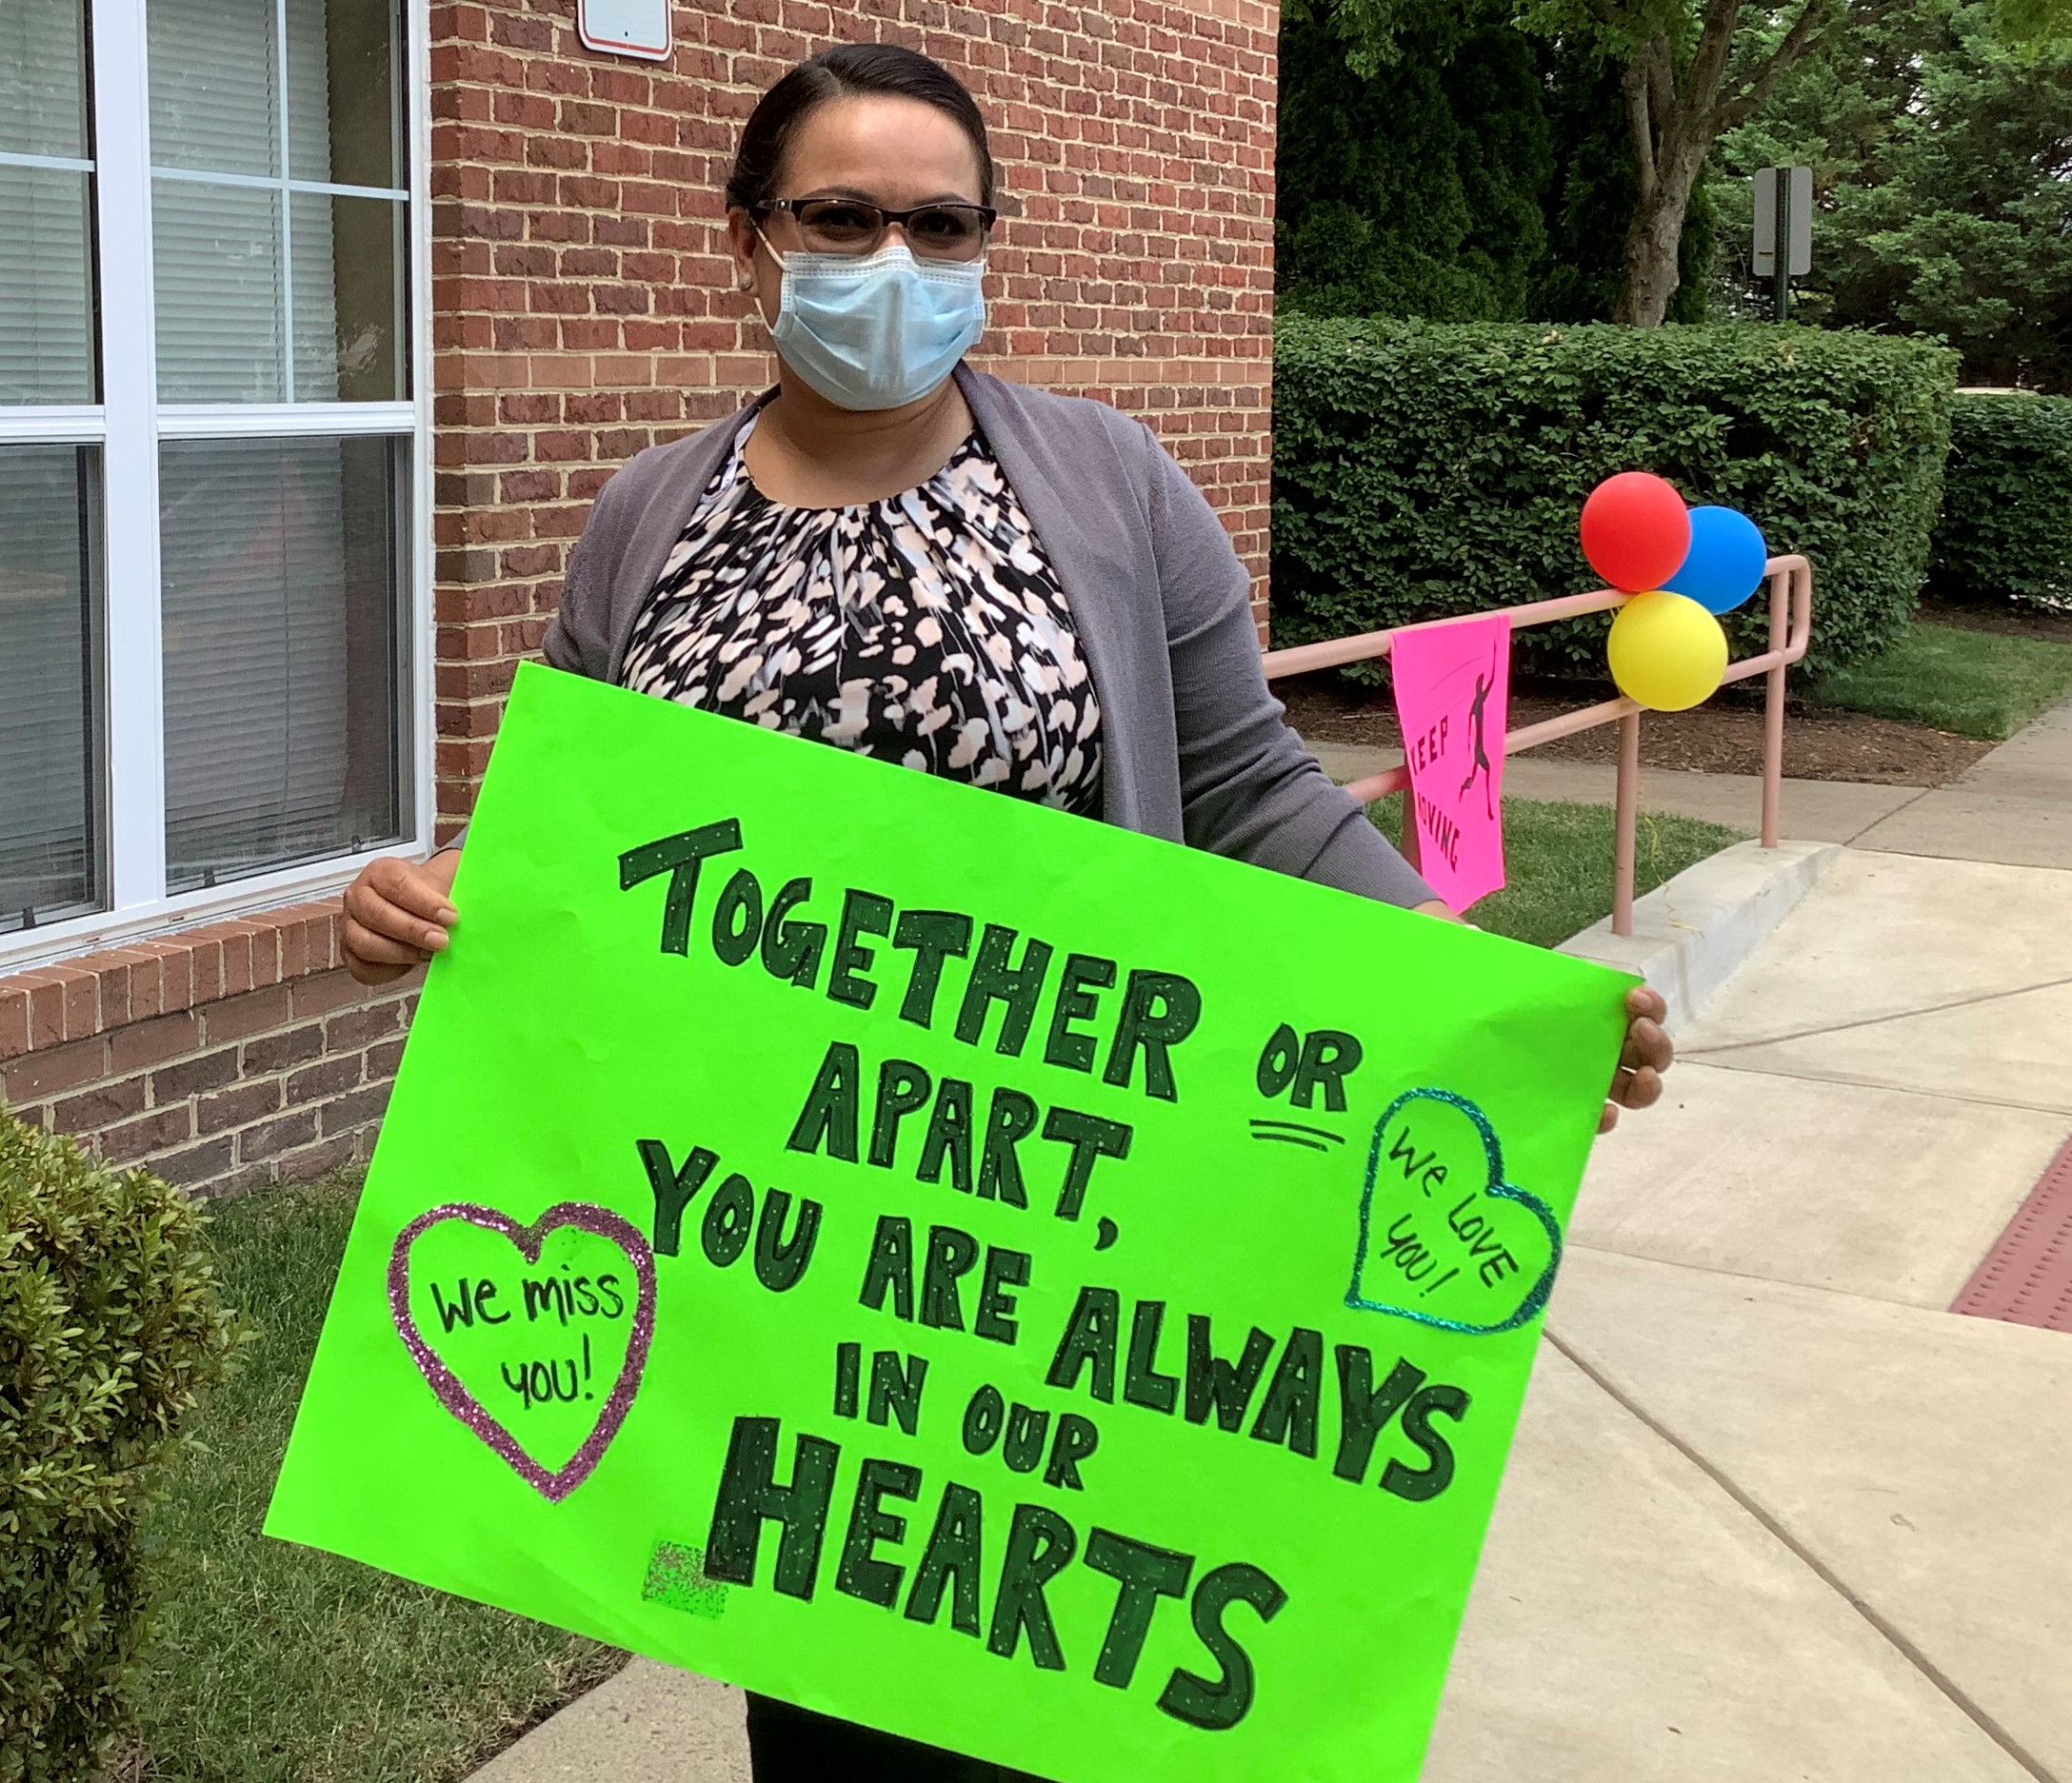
[343,850,462,985]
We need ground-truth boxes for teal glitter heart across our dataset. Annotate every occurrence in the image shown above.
[1345,1087,1563,1336]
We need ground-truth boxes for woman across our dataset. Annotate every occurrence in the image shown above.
[343,41,1670,1782]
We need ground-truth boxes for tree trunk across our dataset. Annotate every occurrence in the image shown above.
[1612,145,1706,326]
[1608,0,1839,326]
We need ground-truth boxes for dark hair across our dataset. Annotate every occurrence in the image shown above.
[725,43,996,212]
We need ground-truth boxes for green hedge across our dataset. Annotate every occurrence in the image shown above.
[1272,318,1959,680]
[1,1113,240,1783]
[1930,390,2072,608]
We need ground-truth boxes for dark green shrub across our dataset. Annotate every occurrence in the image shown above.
[1930,390,2072,608]
[1,1113,240,1782]
[1272,317,1958,680]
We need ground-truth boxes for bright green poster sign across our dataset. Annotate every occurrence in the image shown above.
[268,663,1630,1780]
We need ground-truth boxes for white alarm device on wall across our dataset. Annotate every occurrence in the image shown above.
[577,0,672,61]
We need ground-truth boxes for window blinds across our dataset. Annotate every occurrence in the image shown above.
[148,0,342,403]
[0,446,100,929]
[0,0,88,159]
[148,1,407,889]
[159,435,401,890]
[0,0,94,405]
[0,3,98,930]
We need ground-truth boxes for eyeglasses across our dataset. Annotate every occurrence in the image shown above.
[751,198,997,263]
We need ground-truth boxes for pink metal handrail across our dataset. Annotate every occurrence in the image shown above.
[1262,556,1814,937]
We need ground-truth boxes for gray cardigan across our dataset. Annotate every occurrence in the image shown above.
[540,364,1435,909]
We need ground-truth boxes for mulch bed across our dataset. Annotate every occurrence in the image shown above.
[1279,673,1994,788]
[1919,591,2072,645]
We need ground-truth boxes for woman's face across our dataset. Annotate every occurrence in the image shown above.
[728,94,987,327]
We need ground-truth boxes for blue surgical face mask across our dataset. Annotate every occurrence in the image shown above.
[762,237,986,412]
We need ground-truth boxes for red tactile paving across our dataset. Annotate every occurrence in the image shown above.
[1951,1134,2072,1332]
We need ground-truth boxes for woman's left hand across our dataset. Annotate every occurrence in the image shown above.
[1602,984,1673,1134]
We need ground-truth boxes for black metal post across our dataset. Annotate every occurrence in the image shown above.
[1773,170,1791,322]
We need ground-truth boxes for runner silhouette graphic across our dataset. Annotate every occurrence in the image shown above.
[1459,645,1499,822]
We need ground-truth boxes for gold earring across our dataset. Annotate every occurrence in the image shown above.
[738,269,755,292]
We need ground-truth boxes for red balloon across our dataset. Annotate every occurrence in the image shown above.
[1580,471,1691,593]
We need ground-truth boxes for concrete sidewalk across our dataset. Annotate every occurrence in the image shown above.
[1309,701,2072,869]
[1850,698,2072,869]
[477,707,2072,1782]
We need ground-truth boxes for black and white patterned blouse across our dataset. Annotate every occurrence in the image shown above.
[620,415,1104,815]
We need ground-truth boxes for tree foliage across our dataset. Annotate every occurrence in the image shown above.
[1522,2,1847,322]
[1993,0,2072,37]
[1280,0,2072,367]
[1276,7,1550,320]
[1276,4,1714,324]
[1533,36,1720,323]
[1715,0,2072,390]
[1286,0,1838,324]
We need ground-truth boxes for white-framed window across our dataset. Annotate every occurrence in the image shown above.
[0,0,430,965]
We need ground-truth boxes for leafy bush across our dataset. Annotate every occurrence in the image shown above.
[1273,317,1958,680]
[1930,390,2072,607]
[1,1112,240,1782]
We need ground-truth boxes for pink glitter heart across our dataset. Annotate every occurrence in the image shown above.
[388,1201,657,1503]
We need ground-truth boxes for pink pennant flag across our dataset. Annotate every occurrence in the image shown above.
[1389,614,1511,914]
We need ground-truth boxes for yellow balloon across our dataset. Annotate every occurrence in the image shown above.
[1607,589,1728,712]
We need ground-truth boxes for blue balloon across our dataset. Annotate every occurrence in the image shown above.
[1665,505,1768,614]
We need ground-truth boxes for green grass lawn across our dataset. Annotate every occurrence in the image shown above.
[1803,621,2072,741]
[128,1178,623,1783]
[1365,792,1744,949]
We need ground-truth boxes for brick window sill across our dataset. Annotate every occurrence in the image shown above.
[0,900,351,1062]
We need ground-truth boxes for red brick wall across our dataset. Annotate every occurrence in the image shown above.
[431,0,1280,838]
[1,907,411,1197]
